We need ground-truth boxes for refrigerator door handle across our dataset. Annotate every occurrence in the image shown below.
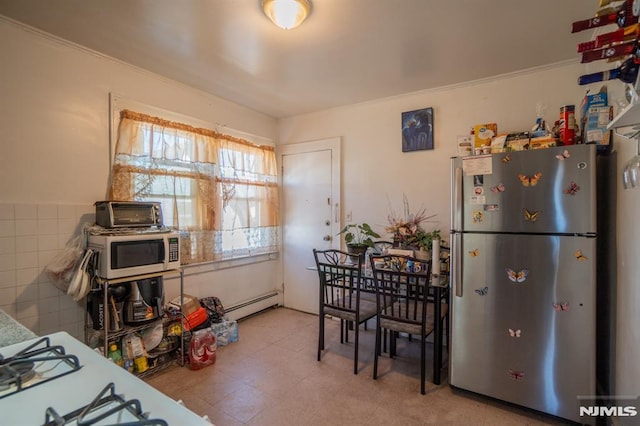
[453,232,462,297]
[451,162,463,297]
[452,166,463,231]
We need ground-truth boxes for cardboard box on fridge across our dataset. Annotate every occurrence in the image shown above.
[579,92,607,119]
[584,105,613,147]
[529,136,557,150]
[473,123,497,148]
[579,90,607,143]
[456,135,473,156]
[504,131,530,151]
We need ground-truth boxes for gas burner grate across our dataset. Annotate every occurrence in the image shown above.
[0,361,36,391]
[0,337,82,399]
[43,382,168,426]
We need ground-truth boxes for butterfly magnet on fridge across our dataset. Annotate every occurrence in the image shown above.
[508,328,522,338]
[522,208,541,223]
[474,286,488,296]
[552,301,570,312]
[517,172,542,187]
[575,249,588,261]
[505,268,529,283]
[564,181,580,195]
[508,369,525,381]
[555,149,570,160]
[490,183,505,193]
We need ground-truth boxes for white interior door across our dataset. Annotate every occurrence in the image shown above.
[279,138,341,314]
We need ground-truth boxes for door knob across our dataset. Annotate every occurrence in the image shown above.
[323,235,332,241]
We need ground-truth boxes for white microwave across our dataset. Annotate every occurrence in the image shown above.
[87,231,180,279]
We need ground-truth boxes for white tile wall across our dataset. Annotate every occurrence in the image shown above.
[0,203,94,340]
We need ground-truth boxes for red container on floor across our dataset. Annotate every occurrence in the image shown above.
[189,328,216,370]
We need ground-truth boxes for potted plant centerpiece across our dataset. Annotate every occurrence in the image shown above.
[337,223,381,262]
[408,229,441,260]
[386,194,437,257]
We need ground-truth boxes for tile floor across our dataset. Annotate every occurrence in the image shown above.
[146,307,568,425]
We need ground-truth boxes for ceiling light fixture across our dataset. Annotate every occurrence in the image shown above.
[261,0,311,30]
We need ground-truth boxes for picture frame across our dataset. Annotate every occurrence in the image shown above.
[402,107,434,152]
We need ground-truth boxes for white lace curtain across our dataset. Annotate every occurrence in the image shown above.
[109,109,279,264]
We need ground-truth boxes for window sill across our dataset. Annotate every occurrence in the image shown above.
[180,251,279,275]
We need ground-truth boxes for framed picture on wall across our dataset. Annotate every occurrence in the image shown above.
[401,107,434,152]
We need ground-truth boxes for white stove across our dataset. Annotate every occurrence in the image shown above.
[0,332,211,425]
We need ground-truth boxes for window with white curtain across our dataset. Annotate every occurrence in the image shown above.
[109,109,279,264]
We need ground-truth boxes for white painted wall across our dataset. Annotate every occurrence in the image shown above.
[277,62,639,400]
[0,19,282,339]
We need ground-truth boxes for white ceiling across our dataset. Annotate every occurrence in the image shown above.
[0,0,599,118]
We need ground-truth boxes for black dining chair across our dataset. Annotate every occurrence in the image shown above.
[313,248,379,374]
[369,253,448,394]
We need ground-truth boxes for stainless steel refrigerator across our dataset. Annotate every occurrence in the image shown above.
[449,144,616,424]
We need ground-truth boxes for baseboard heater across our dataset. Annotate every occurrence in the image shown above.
[224,291,280,321]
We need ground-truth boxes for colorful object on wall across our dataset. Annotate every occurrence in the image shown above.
[517,172,543,187]
[555,149,571,160]
[401,107,434,152]
[468,248,479,257]
[472,211,484,223]
[501,154,512,164]
[505,268,529,283]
